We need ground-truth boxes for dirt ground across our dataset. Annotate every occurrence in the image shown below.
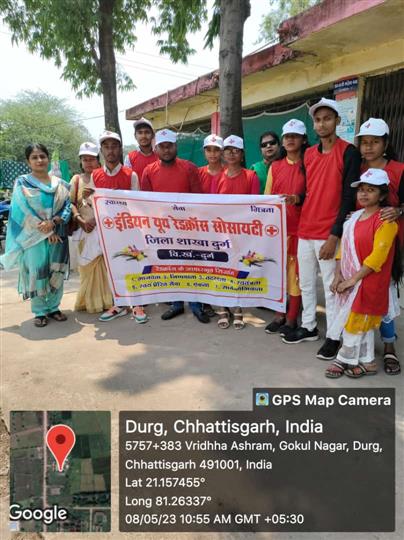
[1,269,403,540]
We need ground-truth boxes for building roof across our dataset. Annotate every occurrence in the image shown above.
[126,0,403,126]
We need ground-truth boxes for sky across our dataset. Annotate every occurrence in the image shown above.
[0,1,271,147]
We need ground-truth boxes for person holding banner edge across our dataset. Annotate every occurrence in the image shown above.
[264,119,308,337]
[211,134,260,329]
[91,131,148,324]
[140,128,208,323]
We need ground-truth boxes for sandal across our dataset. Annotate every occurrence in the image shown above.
[345,362,377,378]
[217,309,230,329]
[325,360,347,379]
[383,353,401,375]
[48,310,67,322]
[132,306,148,324]
[34,316,48,327]
[99,306,127,322]
[233,312,245,330]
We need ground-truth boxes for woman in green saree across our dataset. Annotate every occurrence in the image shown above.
[0,144,71,327]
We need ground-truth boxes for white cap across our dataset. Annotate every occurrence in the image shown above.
[351,168,390,188]
[203,134,224,149]
[79,142,99,157]
[133,117,153,131]
[282,119,306,136]
[356,118,389,138]
[223,135,244,150]
[309,97,339,118]
[99,130,121,144]
[155,129,177,145]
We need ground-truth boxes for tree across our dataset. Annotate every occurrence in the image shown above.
[0,91,91,170]
[257,0,321,43]
[205,0,251,139]
[0,0,207,140]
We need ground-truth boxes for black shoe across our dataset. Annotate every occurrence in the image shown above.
[203,304,216,318]
[193,310,210,323]
[278,324,296,337]
[282,326,319,344]
[265,318,286,334]
[161,307,184,320]
[316,338,340,360]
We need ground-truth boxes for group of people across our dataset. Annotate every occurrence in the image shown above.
[1,97,403,378]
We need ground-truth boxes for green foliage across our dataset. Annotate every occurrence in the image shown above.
[151,0,207,63]
[0,0,207,98]
[0,91,92,171]
[257,0,320,43]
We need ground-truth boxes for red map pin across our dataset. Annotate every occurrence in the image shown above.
[46,424,76,472]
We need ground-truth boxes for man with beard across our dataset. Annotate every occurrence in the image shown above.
[141,129,208,323]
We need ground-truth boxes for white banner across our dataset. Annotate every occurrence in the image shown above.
[93,190,287,310]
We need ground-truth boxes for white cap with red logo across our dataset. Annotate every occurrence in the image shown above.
[351,168,390,188]
[356,118,389,138]
[155,129,177,145]
[223,135,244,150]
[79,142,99,157]
[203,134,224,149]
[282,119,306,136]
[309,97,339,118]
[133,117,153,131]
[99,130,121,144]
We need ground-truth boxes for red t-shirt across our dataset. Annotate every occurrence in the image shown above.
[298,138,350,240]
[211,168,260,195]
[127,150,158,179]
[361,160,404,207]
[271,158,305,237]
[140,158,202,193]
[351,212,396,316]
[198,165,224,194]
[361,160,404,245]
[92,165,132,190]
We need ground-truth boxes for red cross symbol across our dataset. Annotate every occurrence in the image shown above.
[265,224,279,237]
[103,217,114,229]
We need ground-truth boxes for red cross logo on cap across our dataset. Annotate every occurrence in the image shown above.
[102,217,114,229]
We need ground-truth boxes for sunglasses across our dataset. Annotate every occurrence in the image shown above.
[260,140,278,148]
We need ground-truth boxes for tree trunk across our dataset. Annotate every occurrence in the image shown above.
[98,0,121,139]
[219,0,250,139]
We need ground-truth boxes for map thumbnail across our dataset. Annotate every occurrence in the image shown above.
[10,411,111,532]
